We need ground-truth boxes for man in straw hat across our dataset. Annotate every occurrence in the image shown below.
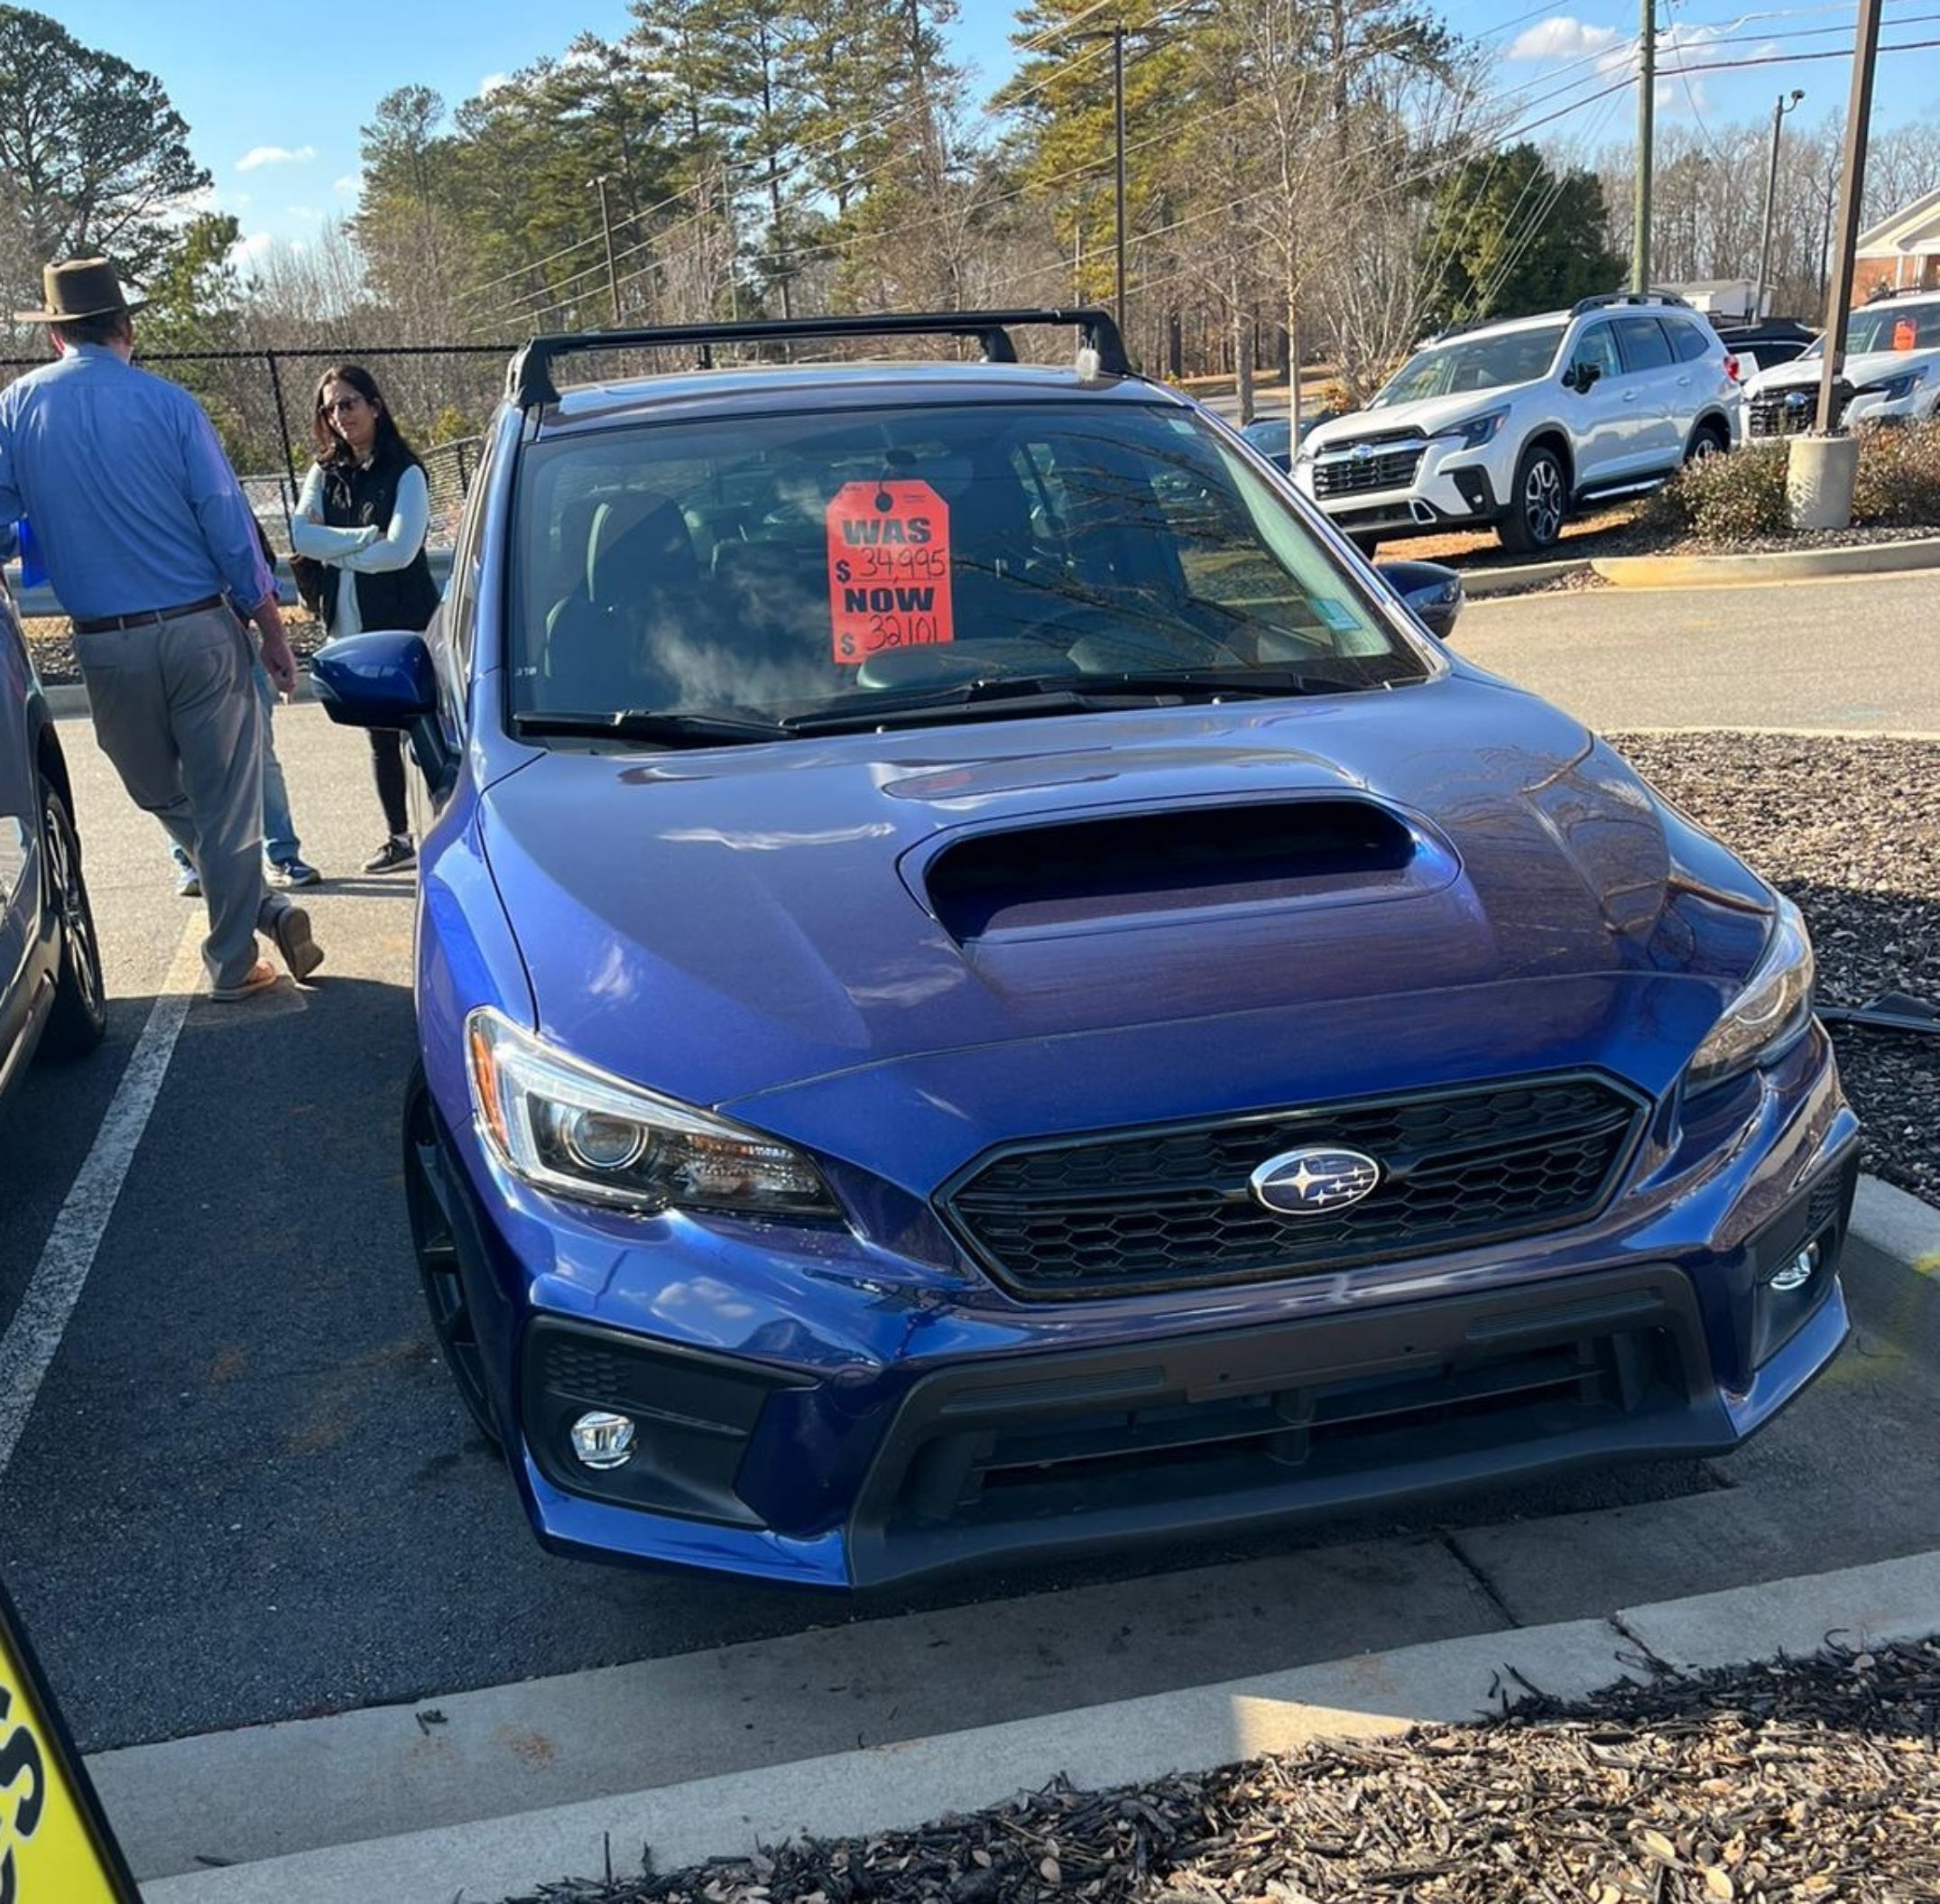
[0,257,322,1002]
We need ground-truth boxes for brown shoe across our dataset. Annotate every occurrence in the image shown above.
[210,959,281,1003]
[270,904,324,983]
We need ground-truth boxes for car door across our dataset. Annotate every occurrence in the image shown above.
[1558,321,1636,487]
[1609,315,1685,472]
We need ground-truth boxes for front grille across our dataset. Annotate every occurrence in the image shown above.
[1314,444,1426,496]
[1748,397,1813,438]
[1747,382,1849,437]
[941,1074,1646,1299]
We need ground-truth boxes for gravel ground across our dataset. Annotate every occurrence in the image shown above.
[1610,730,1939,1209]
[503,1638,1940,1903]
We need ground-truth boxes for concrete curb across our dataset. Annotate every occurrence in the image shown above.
[1458,559,1591,597]
[1591,534,1940,589]
[135,1550,1940,1904]
[1852,1172,1940,1276]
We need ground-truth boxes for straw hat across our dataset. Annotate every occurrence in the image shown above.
[14,257,144,324]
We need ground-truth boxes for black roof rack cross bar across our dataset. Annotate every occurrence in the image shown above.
[1570,291,1695,316]
[506,309,1132,406]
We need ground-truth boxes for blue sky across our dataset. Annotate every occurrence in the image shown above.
[39,0,1940,262]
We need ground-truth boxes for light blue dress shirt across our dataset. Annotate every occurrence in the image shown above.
[0,345,272,621]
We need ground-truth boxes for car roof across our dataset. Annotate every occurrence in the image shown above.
[529,360,1184,436]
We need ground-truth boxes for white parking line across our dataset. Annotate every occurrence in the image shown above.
[0,917,203,1476]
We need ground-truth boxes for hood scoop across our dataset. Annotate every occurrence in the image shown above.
[919,798,1455,945]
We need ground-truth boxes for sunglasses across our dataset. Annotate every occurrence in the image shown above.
[322,394,367,415]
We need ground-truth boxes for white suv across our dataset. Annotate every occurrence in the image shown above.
[1291,294,1741,556]
[1743,290,1940,438]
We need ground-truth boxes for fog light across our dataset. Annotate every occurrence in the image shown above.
[1769,1242,1820,1294]
[569,1410,637,1470]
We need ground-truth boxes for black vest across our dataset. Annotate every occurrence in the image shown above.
[317,448,442,633]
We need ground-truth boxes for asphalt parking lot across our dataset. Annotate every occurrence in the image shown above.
[3,585,1938,1883]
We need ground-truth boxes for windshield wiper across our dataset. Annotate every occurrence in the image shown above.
[779,669,1347,736]
[511,708,785,747]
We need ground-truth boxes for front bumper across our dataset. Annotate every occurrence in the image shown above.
[1295,446,1501,539]
[426,1036,1859,1590]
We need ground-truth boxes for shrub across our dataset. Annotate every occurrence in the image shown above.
[1850,417,1940,525]
[1647,441,1790,543]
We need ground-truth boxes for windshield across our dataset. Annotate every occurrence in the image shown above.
[1372,326,1566,407]
[508,399,1429,733]
[1801,302,1940,358]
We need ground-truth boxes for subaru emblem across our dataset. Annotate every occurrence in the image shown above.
[1251,1146,1381,1215]
[1350,442,1374,459]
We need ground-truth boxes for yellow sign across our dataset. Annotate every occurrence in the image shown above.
[0,1578,134,1902]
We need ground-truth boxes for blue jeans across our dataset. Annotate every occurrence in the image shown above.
[169,661,300,869]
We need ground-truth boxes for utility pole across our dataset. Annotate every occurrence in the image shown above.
[1631,0,1655,293]
[591,174,621,327]
[1815,0,1884,434]
[1754,90,1806,321]
[1113,24,1128,334]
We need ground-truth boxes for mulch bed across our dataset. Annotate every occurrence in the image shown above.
[1612,731,1940,1209]
[506,1637,1940,1902]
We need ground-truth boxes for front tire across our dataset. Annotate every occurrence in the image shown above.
[1498,444,1566,554]
[36,775,106,1058]
[1685,421,1729,463]
[404,1067,503,1449]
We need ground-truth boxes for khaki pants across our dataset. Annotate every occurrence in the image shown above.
[74,606,288,991]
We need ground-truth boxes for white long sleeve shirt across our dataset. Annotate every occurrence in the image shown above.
[291,460,431,638]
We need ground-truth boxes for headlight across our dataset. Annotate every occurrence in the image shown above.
[1856,366,1927,402]
[465,1007,839,1217]
[1434,410,1507,450]
[1685,897,1815,1090]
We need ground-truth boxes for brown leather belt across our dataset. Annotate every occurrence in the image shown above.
[71,594,227,634]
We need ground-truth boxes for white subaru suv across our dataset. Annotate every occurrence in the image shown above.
[1291,294,1741,556]
[1743,289,1940,438]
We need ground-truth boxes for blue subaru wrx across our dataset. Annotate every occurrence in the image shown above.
[314,310,1859,1589]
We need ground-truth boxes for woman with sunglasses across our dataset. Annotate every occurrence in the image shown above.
[290,364,440,874]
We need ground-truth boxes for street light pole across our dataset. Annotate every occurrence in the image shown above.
[591,174,622,328]
[1754,90,1806,321]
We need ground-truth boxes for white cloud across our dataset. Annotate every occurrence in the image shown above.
[282,205,324,222]
[232,231,276,265]
[236,144,316,173]
[332,173,359,196]
[1508,17,1620,60]
[477,71,512,97]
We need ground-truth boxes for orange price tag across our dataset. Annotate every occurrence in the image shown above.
[826,480,954,665]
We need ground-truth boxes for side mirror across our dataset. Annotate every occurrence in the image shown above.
[1564,361,1601,394]
[310,631,455,797]
[1375,559,1464,642]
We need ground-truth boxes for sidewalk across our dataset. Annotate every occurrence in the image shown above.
[109,1174,1940,1902]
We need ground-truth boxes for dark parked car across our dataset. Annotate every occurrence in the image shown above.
[1238,410,1338,474]
[316,309,1858,1590]
[0,577,106,1109]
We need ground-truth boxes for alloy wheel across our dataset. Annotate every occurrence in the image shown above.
[40,778,106,1052]
[1522,455,1565,547]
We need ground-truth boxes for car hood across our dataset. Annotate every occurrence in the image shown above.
[1302,389,1524,452]
[1747,347,1940,396]
[478,674,1775,1176]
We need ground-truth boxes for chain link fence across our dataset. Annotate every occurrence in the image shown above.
[0,343,509,553]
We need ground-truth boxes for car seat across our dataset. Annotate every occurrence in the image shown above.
[541,492,701,710]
